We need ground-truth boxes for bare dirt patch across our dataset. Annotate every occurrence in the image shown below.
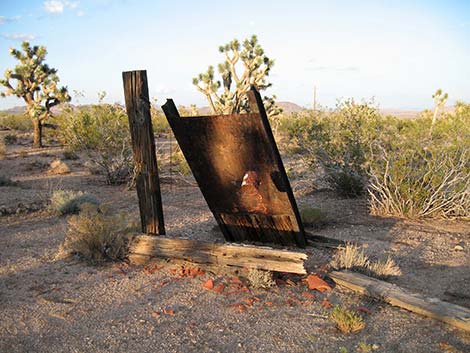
[1,143,469,353]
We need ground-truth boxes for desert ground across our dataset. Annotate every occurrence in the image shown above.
[1,135,469,353]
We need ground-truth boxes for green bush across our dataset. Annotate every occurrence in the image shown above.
[369,148,469,219]
[151,102,171,136]
[0,113,32,131]
[282,99,470,219]
[57,104,133,184]
[300,207,328,226]
[50,190,100,215]
[4,133,18,145]
[368,103,470,219]
[283,99,384,197]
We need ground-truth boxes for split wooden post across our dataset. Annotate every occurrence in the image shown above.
[122,70,165,235]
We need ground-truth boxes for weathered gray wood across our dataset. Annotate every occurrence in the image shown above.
[129,234,307,274]
[330,270,470,332]
[122,70,165,235]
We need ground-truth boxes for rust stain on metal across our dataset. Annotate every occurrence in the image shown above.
[162,87,306,247]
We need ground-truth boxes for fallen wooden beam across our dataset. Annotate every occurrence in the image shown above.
[330,270,470,332]
[129,235,307,274]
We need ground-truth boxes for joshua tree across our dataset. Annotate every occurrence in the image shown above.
[430,88,448,133]
[0,41,70,147]
[192,35,282,118]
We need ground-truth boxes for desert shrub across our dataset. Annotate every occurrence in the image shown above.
[247,268,276,289]
[57,104,132,184]
[368,103,470,219]
[4,133,18,145]
[283,97,469,219]
[0,175,18,187]
[50,190,99,215]
[150,102,171,136]
[330,305,365,334]
[63,204,130,263]
[300,207,328,226]
[62,149,79,160]
[48,159,70,175]
[331,244,401,279]
[284,100,385,197]
[171,148,191,175]
[0,139,5,160]
[0,113,32,131]
[369,148,470,219]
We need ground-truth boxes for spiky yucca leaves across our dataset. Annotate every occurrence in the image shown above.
[0,41,70,147]
[192,35,282,118]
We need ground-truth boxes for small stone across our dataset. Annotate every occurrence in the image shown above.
[454,245,464,251]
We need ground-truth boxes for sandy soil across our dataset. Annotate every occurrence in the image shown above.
[1,140,469,353]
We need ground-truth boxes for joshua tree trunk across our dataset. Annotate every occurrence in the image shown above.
[32,118,43,148]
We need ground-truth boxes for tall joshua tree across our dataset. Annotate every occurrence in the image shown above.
[192,35,282,118]
[0,41,70,147]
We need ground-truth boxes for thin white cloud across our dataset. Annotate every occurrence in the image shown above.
[65,1,80,9]
[1,33,37,41]
[154,85,175,95]
[0,16,21,24]
[76,10,85,17]
[44,1,81,14]
[306,65,360,72]
[44,1,65,13]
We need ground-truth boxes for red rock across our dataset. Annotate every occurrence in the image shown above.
[203,279,214,290]
[306,275,332,292]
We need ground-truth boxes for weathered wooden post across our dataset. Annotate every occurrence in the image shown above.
[122,70,165,235]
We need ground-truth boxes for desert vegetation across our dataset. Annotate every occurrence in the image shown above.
[1,33,469,353]
[281,99,470,219]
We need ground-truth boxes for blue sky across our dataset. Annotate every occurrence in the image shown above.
[0,0,469,110]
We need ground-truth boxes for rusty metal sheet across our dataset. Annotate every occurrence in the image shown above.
[162,88,306,247]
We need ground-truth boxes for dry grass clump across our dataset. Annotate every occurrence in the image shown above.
[247,268,276,289]
[330,305,365,334]
[50,189,99,215]
[331,244,401,279]
[63,203,131,263]
[330,244,369,271]
[48,159,70,175]
[367,257,401,279]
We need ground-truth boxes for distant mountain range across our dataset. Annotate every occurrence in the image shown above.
[1,102,454,119]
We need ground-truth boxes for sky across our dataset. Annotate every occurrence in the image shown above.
[0,0,469,110]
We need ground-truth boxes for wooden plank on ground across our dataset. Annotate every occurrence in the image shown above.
[122,70,165,235]
[129,234,307,274]
[330,270,470,332]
